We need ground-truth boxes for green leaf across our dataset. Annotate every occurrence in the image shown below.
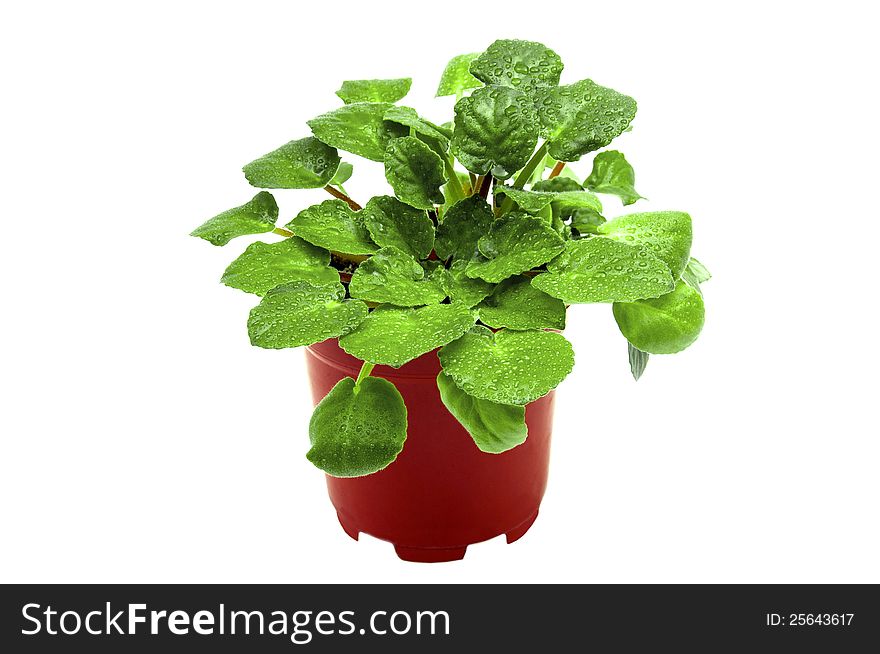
[466,213,565,283]
[494,186,602,214]
[221,237,338,295]
[436,372,527,454]
[584,150,643,206]
[434,195,494,261]
[436,53,483,97]
[477,276,566,330]
[247,281,368,349]
[191,192,277,246]
[685,257,711,283]
[532,177,583,192]
[613,280,705,354]
[628,342,649,381]
[339,304,476,367]
[349,247,446,307]
[570,207,606,235]
[384,136,447,209]
[242,137,340,189]
[538,80,637,161]
[307,376,407,477]
[439,327,574,405]
[330,161,353,186]
[439,261,495,307]
[532,238,674,304]
[308,103,408,162]
[335,78,412,104]
[451,85,539,178]
[286,199,377,255]
[383,106,450,148]
[469,39,563,99]
[362,195,434,259]
[597,211,692,278]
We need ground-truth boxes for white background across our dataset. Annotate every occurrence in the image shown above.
[2,1,878,584]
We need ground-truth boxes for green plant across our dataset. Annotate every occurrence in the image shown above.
[191,39,710,477]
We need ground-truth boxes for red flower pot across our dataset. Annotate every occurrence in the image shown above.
[305,339,555,563]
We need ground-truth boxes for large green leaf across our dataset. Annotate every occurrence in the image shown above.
[613,280,705,354]
[308,103,408,162]
[221,237,338,295]
[439,327,574,405]
[434,195,494,261]
[242,137,340,189]
[597,211,692,278]
[349,247,446,307]
[191,191,277,246]
[383,106,450,148]
[362,195,434,259]
[466,213,565,283]
[531,238,674,303]
[308,376,407,477]
[494,186,602,214]
[436,372,527,454]
[538,79,637,162]
[339,304,476,367]
[584,150,643,205]
[335,78,411,104]
[286,199,377,255]
[477,276,566,330]
[436,53,482,97]
[384,136,446,209]
[451,85,539,179]
[440,261,495,307]
[469,39,563,99]
[247,281,368,349]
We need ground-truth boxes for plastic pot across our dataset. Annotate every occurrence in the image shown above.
[305,339,555,563]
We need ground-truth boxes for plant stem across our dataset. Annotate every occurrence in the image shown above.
[477,174,492,199]
[548,161,566,179]
[355,361,375,387]
[443,153,466,202]
[273,227,294,237]
[324,185,362,211]
[498,142,549,215]
[472,175,485,196]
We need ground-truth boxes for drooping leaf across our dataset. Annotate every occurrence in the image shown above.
[221,237,338,295]
[339,304,476,368]
[335,78,412,104]
[247,281,368,349]
[383,106,450,148]
[242,137,340,189]
[436,372,527,454]
[307,376,407,477]
[439,327,574,405]
[308,103,408,162]
[384,136,447,209]
[469,39,563,99]
[451,85,539,179]
[440,261,495,307]
[538,79,637,161]
[191,192,277,246]
[532,177,583,192]
[286,199,377,255]
[349,247,446,307]
[597,211,692,278]
[330,161,353,187]
[494,186,602,215]
[434,195,494,261]
[466,213,565,283]
[613,280,705,354]
[570,207,606,235]
[628,342,649,381]
[477,276,566,330]
[531,238,674,304]
[436,53,483,97]
[362,195,434,259]
[584,150,643,205]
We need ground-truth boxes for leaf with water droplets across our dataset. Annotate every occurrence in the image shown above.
[531,237,674,303]
[286,199,377,255]
[494,186,602,214]
[434,195,494,261]
[439,261,495,307]
[349,247,446,307]
[308,103,408,162]
[335,78,412,104]
[477,276,566,330]
[532,177,583,192]
[451,85,539,178]
[242,137,340,189]
[439,327,574,405]
[384,136,447,209]
[247,281,368,349]
[190,191,277,246]
[584,150,643,206]
[597,211,692,278]
[362,195,434,259]
[538,79,637,161]
[436,372,527,454]
[436,53,483,97]
[613,280,705,354]
[570,207,606,235]
[628,342,649,381]
[308,376,407,477]
[383,106,450,149]
[466,213,565,283]
[469,39,563,99]
[339,304,476,367]
[221,237,338,295]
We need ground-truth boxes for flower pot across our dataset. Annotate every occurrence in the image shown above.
[305,339,555,562]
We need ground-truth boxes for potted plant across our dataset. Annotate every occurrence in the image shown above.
[191,39,709,562]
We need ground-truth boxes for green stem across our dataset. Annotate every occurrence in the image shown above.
[498,142,548,215]
[443,153,466,202]
[355,361,375,387]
